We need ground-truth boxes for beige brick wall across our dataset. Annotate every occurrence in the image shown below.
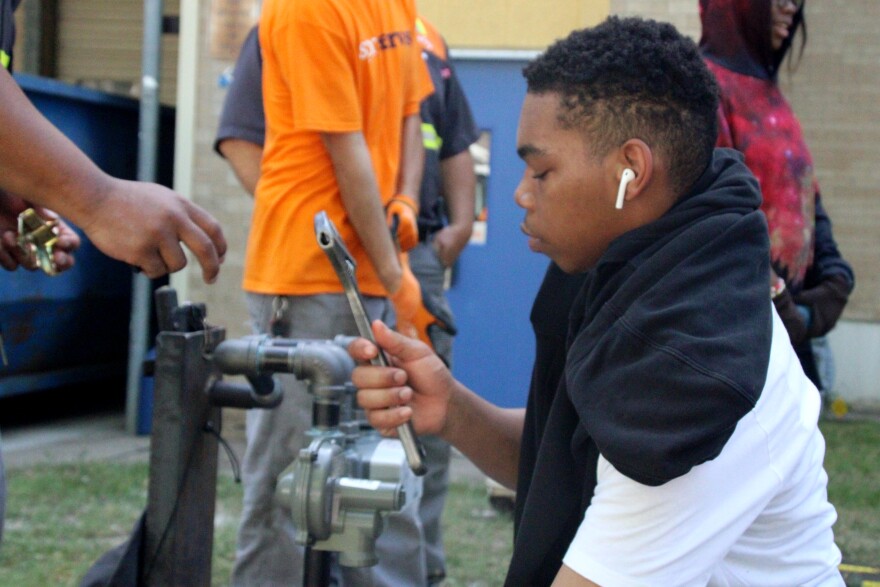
[611,0,700,37]
[14,0,180,103]
[183,2,259,340]
[779,1,880,321]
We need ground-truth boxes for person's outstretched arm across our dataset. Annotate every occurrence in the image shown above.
[350,320,524,489]
[0,67,227,282]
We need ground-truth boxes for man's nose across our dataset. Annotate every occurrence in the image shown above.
[514,173,534,209]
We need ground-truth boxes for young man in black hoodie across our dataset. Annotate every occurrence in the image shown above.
[350,16,844,586]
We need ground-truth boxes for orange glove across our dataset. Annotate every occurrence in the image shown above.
[390,252,456,350]
[385,194,419,252]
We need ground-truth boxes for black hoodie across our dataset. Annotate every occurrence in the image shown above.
[506,148,772,586]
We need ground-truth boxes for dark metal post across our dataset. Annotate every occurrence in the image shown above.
[303,386,340,587]
[142,318,224,586]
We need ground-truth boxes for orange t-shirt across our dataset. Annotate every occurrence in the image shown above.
[245,0,434,296]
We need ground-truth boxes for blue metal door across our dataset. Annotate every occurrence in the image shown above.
[446,57,549,409]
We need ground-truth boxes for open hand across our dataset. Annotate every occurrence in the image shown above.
[79,179,227,282]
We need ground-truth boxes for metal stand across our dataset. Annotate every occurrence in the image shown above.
[142,290,223,587]
[137,287,408,587]
[303,396,339,587]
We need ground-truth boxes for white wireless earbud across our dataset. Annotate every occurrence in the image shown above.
[615,168,636,210]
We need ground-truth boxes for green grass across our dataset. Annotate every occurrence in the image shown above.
[439,482,514,586]
[0,462,150,586]
[0,462,242,586]
[0,462,511,586]
[0,418,876,585]
[820,418,880,565]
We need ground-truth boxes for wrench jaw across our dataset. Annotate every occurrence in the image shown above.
[314,211,428,476]
[17,208,59,276]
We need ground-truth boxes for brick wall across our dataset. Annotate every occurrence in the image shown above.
[611,0,700,37]
[14,0,181,104]
[184,3,259,340]
[779,1,880,321]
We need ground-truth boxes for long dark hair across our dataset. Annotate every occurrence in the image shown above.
[780,0,808,73]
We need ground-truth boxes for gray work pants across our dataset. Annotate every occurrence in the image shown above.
[409,240,455,583]
[231,293,427,587]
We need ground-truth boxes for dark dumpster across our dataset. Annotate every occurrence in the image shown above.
[0,74,174,399]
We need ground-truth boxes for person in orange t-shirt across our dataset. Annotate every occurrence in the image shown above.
[232,0,434,585]
[246,0,431,297]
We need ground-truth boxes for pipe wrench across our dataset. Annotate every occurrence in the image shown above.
[314,210,427,476]
[17,208,59,276]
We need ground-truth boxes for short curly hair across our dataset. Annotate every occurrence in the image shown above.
[523,17,719,195]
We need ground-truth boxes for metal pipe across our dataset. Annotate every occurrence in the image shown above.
[154,286,179,332]
[212,338,355,420]
[212,337,355,390]
[125,0,164,434]
[292,342,356,393]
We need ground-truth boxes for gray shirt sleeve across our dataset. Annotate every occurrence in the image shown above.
[214,26,266,155]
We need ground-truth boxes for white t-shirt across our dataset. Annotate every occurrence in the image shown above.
[563,308,843,586]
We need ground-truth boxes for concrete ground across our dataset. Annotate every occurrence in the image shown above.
[3,411,150,471]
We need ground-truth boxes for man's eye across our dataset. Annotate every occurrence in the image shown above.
[532,170,549,180]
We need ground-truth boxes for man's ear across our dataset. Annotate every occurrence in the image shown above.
[613,139,653,208]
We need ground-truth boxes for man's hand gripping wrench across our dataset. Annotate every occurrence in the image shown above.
[314,211,428,476]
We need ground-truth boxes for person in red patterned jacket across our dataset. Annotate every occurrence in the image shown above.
[699,0,854,392]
